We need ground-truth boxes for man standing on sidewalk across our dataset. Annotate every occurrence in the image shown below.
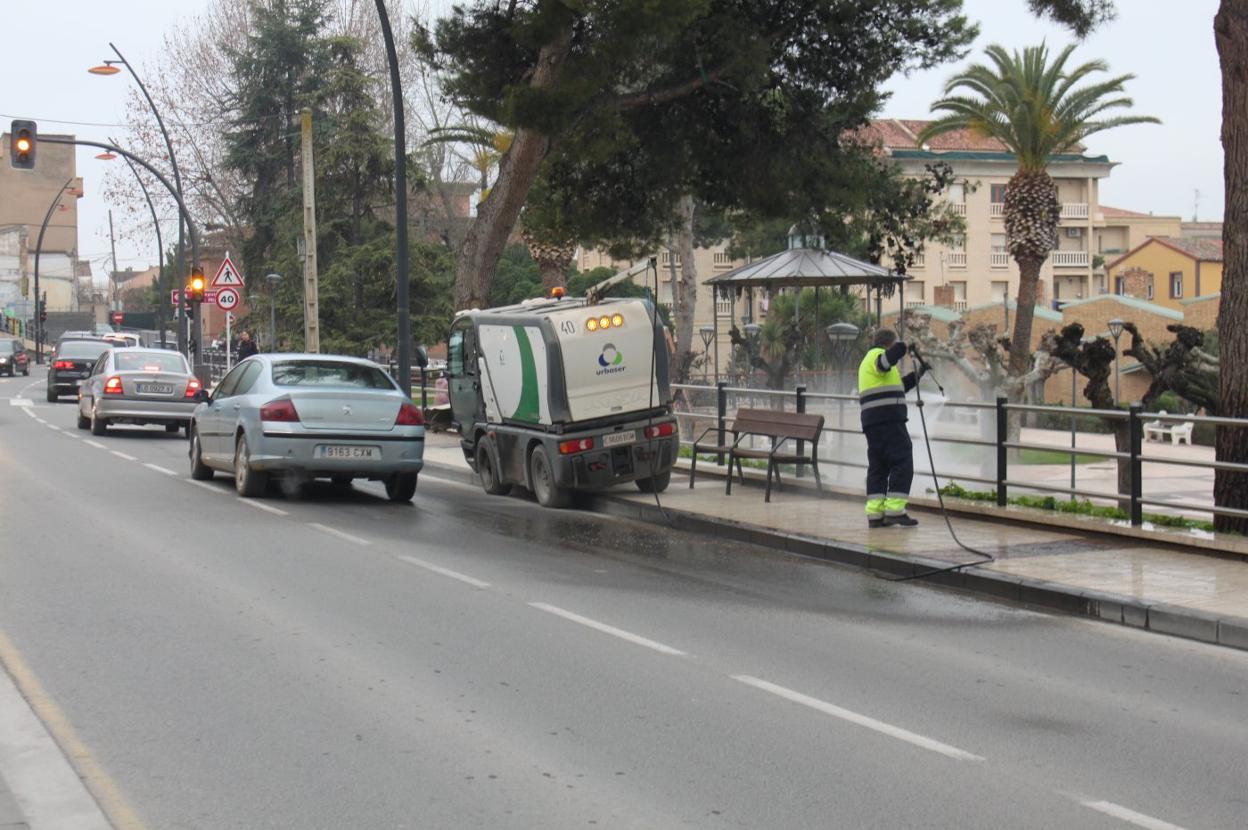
[858,328,923,528]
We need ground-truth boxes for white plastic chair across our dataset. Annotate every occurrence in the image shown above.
[1171,421,1194,445]
[1144,410,1168,442]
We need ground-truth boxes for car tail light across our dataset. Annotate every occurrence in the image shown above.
[559,437,594,455]
[395,402,424,426]
[645,422,676,439]
[103,376,124,395]
[53,360,74,370]
[260,398,299,422]
[184,378,202,398]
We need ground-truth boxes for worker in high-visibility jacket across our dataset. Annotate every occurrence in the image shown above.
[858,328,925,528]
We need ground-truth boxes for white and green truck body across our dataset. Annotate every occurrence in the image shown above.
[447,295,678,506]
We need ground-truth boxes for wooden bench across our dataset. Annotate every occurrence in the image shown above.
[688,408,825,502]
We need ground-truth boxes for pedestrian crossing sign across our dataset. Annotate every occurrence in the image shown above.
[212,255,244,287]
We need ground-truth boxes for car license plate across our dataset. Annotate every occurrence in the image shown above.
[139,383,174,394]
[314,445,382,460]
[602,430,636,447]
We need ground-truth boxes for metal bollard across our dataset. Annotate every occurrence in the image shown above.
[995,396,1008,507]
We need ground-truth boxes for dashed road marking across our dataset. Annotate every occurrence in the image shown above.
[110,451,137,461]
[238,499,288,516]
[8,398,32,407]
[308,522,371,546]
[731,675,984,762]
[1078,800,1188,830]
[45,423,60,431]
[529,602,686,656]
[85,440,106,449]
[398,555,491,589]
[143,463,177,476]
[185,480,223,494]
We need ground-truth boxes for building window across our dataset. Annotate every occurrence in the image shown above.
[948,182,965,203]
[911,281,924,300]
[991,281,1010,303]
[1170,272,1183,299]
[1147,276,1154,300]
[990,183,1007,203]
[1115,275,1124,295]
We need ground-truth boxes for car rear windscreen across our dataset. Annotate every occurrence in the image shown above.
[115,352,187,372]
[0,341,18,354]
[271,360,396,390]
[57,341,111,359]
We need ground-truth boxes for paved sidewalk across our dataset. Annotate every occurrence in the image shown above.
[0,773,28,830]
[421,432,1248,651]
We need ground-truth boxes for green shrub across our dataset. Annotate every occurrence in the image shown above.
[935,482,1215,532]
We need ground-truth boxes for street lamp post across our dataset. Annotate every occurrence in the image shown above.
[1108,318,1125,404]
[31,178,76,363]
[699,325,714,383]
[105,137,167,348]
[91,45,188,359]
[266,273,282,352]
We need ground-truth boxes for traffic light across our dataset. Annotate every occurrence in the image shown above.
[187,269,206,303]
[9,120,36,169]
[38,298,47,324]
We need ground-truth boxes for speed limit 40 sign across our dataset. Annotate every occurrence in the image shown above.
[215,287,240,311]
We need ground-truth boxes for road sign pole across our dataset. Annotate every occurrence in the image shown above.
[226,311,232,371]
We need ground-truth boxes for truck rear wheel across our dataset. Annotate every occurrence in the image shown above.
[529,445,571,509]
[635,470,671,493]
[476,440,512,496]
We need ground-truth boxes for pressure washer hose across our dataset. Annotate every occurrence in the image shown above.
[885,350,997,583]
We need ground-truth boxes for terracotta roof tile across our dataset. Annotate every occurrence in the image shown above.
[852,119,1085,153]
[1099,205,1150,218]
[1153,236,1223,262]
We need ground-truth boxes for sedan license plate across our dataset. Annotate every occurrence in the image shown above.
[602,430,636,448]
[139,383,174,394]
[314,445,382,460]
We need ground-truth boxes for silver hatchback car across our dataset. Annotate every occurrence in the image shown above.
[78,348,202,435]
[188,354,425,502]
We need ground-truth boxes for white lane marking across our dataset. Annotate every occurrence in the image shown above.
[731,675,984,762]
[398,555,491,589]
[418,471,479,490]
[1079,800,1188,830]
[84,440,106,449]
[529,603,686,656]
[45,423,60,431]
[110,451,137,461]
[143,463,177,476]
[34,417,46,424]
[9,398,32,407]
[307,522,371,547]
[185,480,223,494]
[238,499,288,516]
[23,407,37,418]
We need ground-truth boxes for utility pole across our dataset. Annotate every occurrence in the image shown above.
[300,107,320,353]
[108,209,119,312]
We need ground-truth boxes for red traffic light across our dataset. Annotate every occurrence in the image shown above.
[9,119,36,170]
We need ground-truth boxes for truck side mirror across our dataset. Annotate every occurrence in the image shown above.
[414,345,429,369]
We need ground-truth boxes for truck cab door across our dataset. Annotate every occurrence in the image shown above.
[447,321,481,430]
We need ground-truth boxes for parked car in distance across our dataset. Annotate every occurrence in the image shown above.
[188,354,425,502]
[0,338,29,376]
[47,337,112,402]
[103,332,142,348]
[77,348,202,435]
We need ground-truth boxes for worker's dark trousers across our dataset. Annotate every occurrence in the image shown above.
[864,422,914,518]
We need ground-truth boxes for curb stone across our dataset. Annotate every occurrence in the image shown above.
[418,457,1248,653]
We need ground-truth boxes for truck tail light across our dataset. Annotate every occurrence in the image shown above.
[645,422,676,439]
[395,402,425,426]
[103,376,124,395]
[559,438,594,455]
[260,398,299,422]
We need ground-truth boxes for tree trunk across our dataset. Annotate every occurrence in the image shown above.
[1215,0,1248,533]
[1008,255,1045,381]
[452,25,574,310]
[672,195,698,383]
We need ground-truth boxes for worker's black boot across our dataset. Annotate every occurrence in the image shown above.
[867,517,884,529]
[882,513,919,528]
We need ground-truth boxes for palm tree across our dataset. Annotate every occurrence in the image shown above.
[917,43,1158,384]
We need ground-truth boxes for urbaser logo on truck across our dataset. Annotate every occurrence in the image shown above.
[596,344,625,375]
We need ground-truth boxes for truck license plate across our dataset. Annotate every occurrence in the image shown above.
[314,445,381,460]
[602,430,636,447]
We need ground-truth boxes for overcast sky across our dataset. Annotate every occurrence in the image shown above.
[5,0,1225,277]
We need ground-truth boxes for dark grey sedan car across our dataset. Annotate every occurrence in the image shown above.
[188,354,425,502]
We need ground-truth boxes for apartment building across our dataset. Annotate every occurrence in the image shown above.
[859,119,1181,312]
[0,130,82,313]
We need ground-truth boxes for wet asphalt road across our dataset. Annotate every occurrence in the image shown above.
[1,375,1246,829]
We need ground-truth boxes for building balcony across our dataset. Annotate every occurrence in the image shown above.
[990,202,1004,218]
[712,252,734,271]
[990,252,1009,268]
[1051,250,1090,268]
[949,202,967,216]
[946,252,968,268]
[906,300,927,309]
[954,300,968,312]
[1060,202,1089,220]
[910,254,925,269]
